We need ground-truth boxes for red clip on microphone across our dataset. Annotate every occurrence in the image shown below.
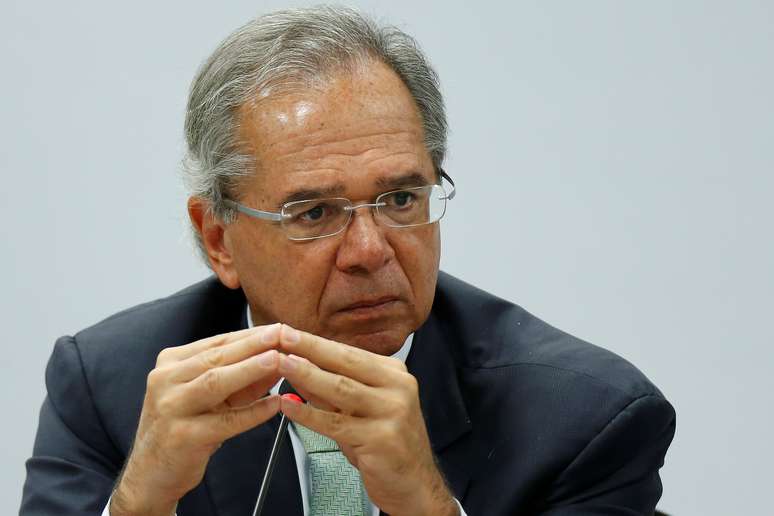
[252,379,305,516]
[283,393,303,404]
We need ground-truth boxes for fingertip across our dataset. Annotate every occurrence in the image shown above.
[256,349,279,367]
[280,324,301,345]
[280,393,303,416]
[260,323,281,344]
[261,393,281,413]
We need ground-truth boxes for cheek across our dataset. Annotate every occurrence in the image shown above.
[392,225,441,298]
[233,230,339,326]
[422,227,441,292]
[230,226,284,279]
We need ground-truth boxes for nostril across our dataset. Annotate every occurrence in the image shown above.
[335,212,395,274]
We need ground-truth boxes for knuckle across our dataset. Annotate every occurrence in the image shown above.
[385,383,415,419]
[201,368,221,394]
[155,347,174,366]
[334,376,356,400]
[390,396,411,419]
[200,347,225,369]
[328,412,346,438]
[400,372,419,396]
[384,419,403,441]
[388,356,407,372]
[220,408,241,428]
[357,455,378,477]
[341,348,363,369]
[370,423,396,448]
[155,393,176,415]
[146,368,164,392]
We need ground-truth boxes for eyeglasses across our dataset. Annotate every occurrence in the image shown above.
[224,170,456,241]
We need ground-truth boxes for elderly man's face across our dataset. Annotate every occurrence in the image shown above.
[207,61,441,355]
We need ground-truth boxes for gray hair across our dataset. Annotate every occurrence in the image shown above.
[182,5,447,264]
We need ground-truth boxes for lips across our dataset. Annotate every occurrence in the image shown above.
[338,296,399,312]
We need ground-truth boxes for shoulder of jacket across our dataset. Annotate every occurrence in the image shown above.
[435,271,665,401]
[69,276,245,365]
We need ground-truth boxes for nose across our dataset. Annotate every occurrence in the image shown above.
[335,206,395,274]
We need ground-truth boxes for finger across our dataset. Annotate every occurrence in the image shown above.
[270,356,335,411]
[280,394,365,447]
[172,324,281,382]
[198,394,281,443]
[156,324,280,366]
[339,443,359,468]
[156,327,257,366]
[225,380,276,408]
[286,380,338,413]
[279,354,379,416]
[182,350,281,412]
[278,325,405,387]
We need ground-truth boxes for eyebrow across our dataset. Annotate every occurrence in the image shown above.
[375,172,431,190]
[280,184,347,205]
[278,171,431,206]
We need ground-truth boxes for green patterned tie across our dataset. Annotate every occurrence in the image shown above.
[292,422,369,516]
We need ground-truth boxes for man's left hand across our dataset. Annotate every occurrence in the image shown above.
[276,324,458,516]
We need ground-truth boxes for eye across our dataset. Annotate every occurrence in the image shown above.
[300,205,326,221]
[288,201,345,226]
[389,190,416,208]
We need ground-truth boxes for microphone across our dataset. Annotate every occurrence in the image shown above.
[252,379,304,516]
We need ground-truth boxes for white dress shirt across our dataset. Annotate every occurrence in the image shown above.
[103,308,465,515]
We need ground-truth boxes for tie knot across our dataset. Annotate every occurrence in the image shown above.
[292,422,339,454]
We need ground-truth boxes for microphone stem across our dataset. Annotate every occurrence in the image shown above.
[252,413,290,516]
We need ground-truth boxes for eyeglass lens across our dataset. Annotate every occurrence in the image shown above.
[281,185,447,240]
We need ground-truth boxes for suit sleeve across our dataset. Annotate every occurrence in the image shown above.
[542,394,676,515]
[21,336,124,515]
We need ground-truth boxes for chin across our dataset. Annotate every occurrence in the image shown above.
[334,327,409,356]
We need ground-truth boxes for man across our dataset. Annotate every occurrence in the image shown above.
[21,6,675,516]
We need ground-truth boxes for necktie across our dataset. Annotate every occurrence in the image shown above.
[292,422,369,516]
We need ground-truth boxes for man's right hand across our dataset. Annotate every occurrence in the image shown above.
[110,323,283,516]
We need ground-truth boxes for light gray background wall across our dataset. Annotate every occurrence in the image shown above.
[2,1,772,514]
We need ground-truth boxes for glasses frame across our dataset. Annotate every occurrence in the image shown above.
[224,169,456,241]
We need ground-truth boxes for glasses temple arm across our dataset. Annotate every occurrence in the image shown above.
[223,199,284,222]
[439,169,456,200]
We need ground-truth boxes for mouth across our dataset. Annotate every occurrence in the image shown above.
[337,297,400,316]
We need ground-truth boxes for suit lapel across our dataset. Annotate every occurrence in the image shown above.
[407,307,474,503]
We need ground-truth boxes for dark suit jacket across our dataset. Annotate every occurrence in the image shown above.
[22,272,675,515]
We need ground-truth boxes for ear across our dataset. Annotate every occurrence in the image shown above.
[187,197,241,289]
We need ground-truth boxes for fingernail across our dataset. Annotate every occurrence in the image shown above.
[257,349,277,367]
[261,323,281,344]
[282,325,300,344]
[279,354,301,374]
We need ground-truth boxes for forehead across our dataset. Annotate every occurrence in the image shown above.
[236,61,433,201]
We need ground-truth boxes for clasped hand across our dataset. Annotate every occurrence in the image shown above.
[111,323,456,516]
[276,324,456,516]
